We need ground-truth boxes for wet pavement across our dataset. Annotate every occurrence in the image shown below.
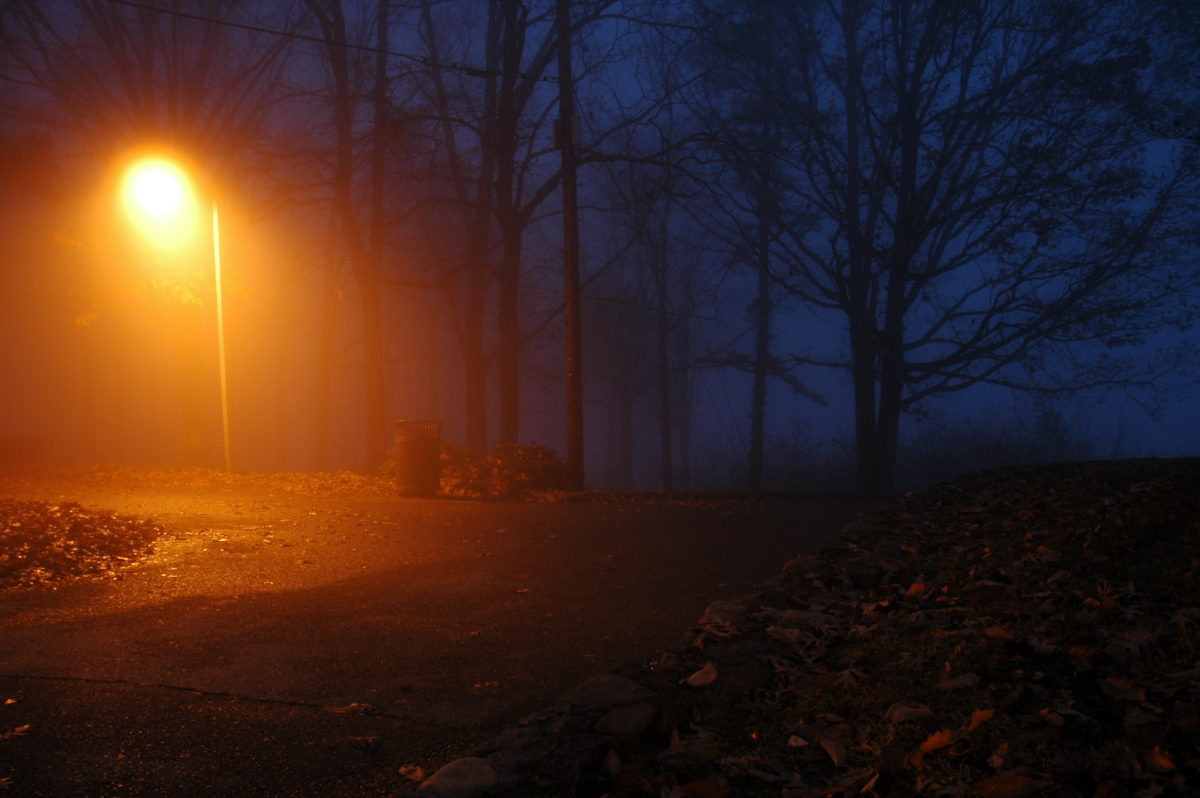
[0,478,876,795]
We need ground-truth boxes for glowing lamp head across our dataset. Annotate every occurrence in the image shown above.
[122,159,200,250]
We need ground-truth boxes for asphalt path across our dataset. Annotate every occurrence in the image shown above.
[0,479,877,796]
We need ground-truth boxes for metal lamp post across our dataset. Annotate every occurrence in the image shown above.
[122,158,232,471]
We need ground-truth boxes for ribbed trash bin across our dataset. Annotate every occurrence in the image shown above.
[393,420,443,497]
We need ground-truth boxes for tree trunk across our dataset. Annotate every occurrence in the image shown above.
[868,45,919,496]
[495,0,523,446]
[462,308,489,454]
[748,198,771,490]
[361,0,390,471]
[557,0,585,488]
[676,285,693,490]
[496,222,522,444]
[840,1,887,495]
[849,318,881,493]
[874,369,903,493]
[317,0,387,472]
[314,208,340,470]
[620,389,634,490]
[655,206,674,491]
[442,0,499,454]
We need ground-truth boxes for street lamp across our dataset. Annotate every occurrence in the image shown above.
[121,158,232,472]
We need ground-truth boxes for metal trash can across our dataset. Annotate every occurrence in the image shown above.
[393,420,443,497]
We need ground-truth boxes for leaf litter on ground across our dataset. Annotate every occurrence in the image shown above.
[591,458,1200,798]
[4,459,1199,795]
[0,498,163,588]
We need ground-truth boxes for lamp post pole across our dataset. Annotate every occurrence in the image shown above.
[122,158,232,471]
[211,201,232,472]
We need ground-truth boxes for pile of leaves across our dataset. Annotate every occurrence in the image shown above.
[1,464,399,497]
[0,499,164,589]
[439,442,574,499]
[587,458,1200,798]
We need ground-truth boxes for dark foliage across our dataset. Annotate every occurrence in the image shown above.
[439,442,574,499]
[578,458,1200,796]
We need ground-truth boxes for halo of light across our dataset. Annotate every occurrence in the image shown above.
[122,159,200,250]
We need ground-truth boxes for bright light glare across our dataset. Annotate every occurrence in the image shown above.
[122,159,200,250]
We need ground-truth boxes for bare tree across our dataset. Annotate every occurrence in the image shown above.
[301,0,393,471]
[1,1,296,170]
[681,117,828,490]
[694,0,1200,492]
[604,160,696,490]
[404,0,662,456]
[583,270,656,488]
[1141,0,1200,143]
[403,0,566,451]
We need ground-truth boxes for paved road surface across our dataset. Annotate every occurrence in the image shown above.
[0,478,877,795]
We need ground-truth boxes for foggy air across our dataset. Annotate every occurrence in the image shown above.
[1,0,1197,493]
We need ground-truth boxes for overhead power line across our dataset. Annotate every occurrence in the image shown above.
[103,0,550,83]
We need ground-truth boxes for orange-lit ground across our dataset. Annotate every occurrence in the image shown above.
[0,469,877,795]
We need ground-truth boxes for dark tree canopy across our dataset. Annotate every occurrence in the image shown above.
[0,0,1196,487]
[690,0,1200,491]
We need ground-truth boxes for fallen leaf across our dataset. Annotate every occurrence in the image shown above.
[987,742,1010,770]
[602,750,621,778]
[1067,645,1102,667]
[682,661,718,687]
[701,620,739,639]
[1166,666,1200,682]
[919,729,955,753]
[0,724,30,740]
[833,668,867,689]
[984,626,1016,640]
[1038,708,1065,727]
[764,607,840,630]
[658,729,685,763]
[745,767,788,783]
[819,736,847,766]
[787,735,809,747]
[964,709,995,735]
[766,626,814,646]
[968,772,1054,796]
[680,779,731,798]
[883,702,933,724]
[1027,638,1056,655]
[1142,746,1176,773]
[906,581,928,596]
[1097,676,1145,701]
[936,672,981,691]
[698,602,743,638]
[399,764,425,781]
[515,587,532,593]
[1123,705,1161,728]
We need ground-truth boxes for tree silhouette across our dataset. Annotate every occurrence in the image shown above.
[693,0,1200,492]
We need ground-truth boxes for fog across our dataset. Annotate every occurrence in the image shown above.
[0,158,452,473]
[1,0,1197,493]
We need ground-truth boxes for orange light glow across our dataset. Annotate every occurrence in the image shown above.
[122,159,200,250]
